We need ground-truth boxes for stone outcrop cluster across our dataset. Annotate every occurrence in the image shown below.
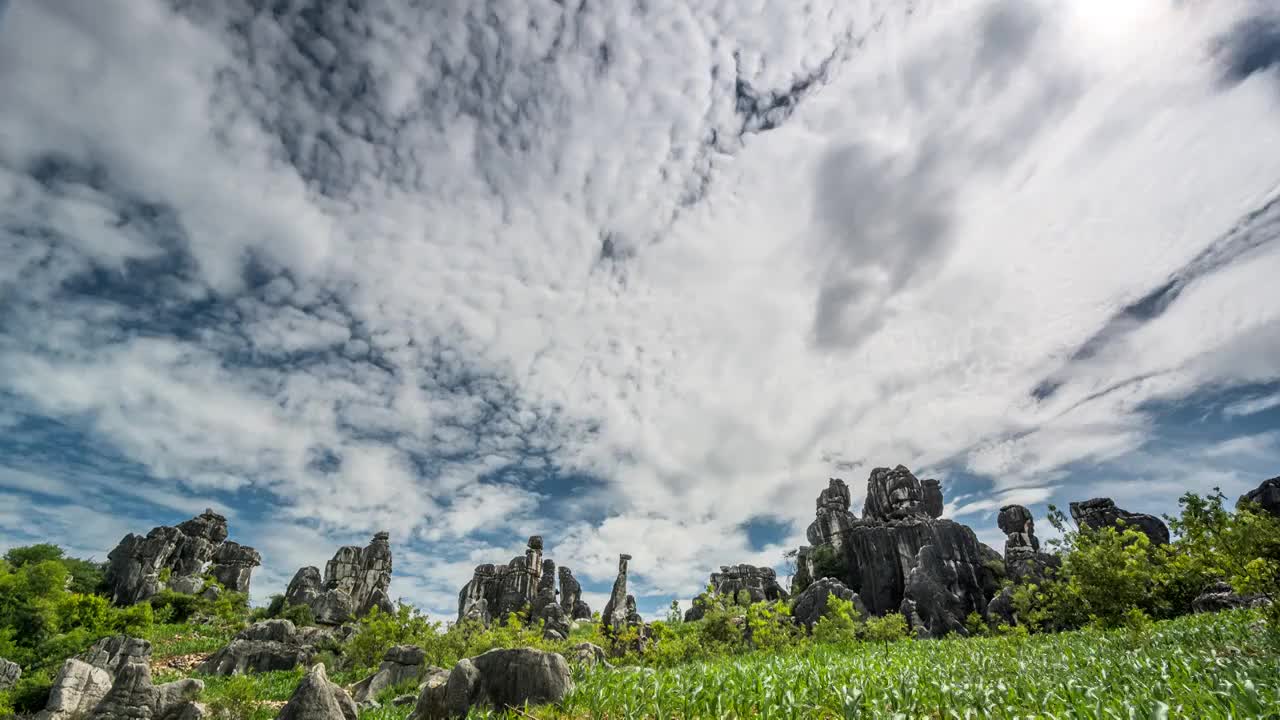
[104,509,260,605]
[408,648,571,720]
[197,619,354,675]
[351,646,431,705]
[684,564,789,621]
[1069,498,1170,545]
[456,536,592,638]
[34,636,205,720]
[986,504,1060,626]
[794,466,996,638]
[285,532,396,625]
[1239,476,1280,517]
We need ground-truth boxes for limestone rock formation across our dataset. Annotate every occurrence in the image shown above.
[922,479,944,520]
[36,660,113,720]
[791,577,866,629]
[900,545,968,638]
[351,645,427,704]
[601,554,633,635]
[277,664,357,720]
[794,466,994,638]
[557,566,592,620]
[1192,581,1270,614]
[407,667,450,720]
[78,637,152,678]
[685,564,789,621]
[0,657,19,691]
[285,533,395,625]
[197,620,350,676]
[568,643,609,667]
[457,536,591,629]
[987,506,1060,626]
[83,661,204,720]
[1239,476,1280,518]
[1069,498,1170,545]
[104,509,259,605]
[433,649,571,719]
[998,505,1039,555]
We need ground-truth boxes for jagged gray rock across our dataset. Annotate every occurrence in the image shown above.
[0,657,19,691]
[457,537,590,629]
[557,566,592,620]
[104,510,259,605]
[922,479,944,519]
[436,649,571,718]
[900,545,968,638]
[1239,476,1280,518]
[78,636,152,677]
[601,554,633,635]
[277,664,357,720]
[35,660,113,720]
[407,667,450,720]
[790,577,866,629]
[568,643,609,667]
[998,505,1039,554]
[795,466,994,638]
[351,645,426,704]
[685,564,789,621]
[208,542,261,594]
[1192,581,1270,613]
[286,533,395,625]
[84,661,203,720]
[196,620,347,676]
[1069,498,1170,545]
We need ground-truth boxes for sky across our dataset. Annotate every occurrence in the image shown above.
[1,0,1279,622]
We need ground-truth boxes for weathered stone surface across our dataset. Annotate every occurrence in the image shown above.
[196,620,337,675]
[863,466,932,522]
[35,660,113,720]
[407,667,450,720]
[794,467,995,638]
[208,542,261,594]
[1192,581,1270,614]
[78,636,152,677]
[901,545,968,638]
[998,505,1039,554]
[1239,476,1280,518]
[601,554,633,635]
[439,649,570,718]
[104,510,258,605]
[686,564,789,621]
[457,537,589,630]
[806,479,859,547]
[83,661,204,720]
[1069,498,1170,545]
[287,533,395,625]
[791,577,866,629]
[0,657,20,691]
[568,643,608,667]
[922,479,944,519]
[557,567,592,620]
[351,645,426,704]
[277,664,357,720]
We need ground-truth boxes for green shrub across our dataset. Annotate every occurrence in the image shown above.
[863,612,912,643]
[812,593,861,645]
[206,674,258,720]
[810,545,845,582]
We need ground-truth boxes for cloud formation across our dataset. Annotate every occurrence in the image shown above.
[1,0,1279,618]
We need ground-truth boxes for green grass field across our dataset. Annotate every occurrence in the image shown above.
[161,609,1278,720]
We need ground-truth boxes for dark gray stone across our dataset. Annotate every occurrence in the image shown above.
[863,465,932,522]
[104,510,258,606]
[407,667,449,720]
[901,544,968,638]
[1069,498,1170,545]
[1192,581,1270,613]
[196,620,337,675]
[442,649,570,717]
[287,533,395,626]
[922,478,944,519]
[84,662,204,720]
[0,657,19,691]
[790,577,866,629]
[806,479,859,546]
[443,659,480,719]
[277,664,357,720]
[208,542,261,594]
[78,636,151,678]
[351,645,426,704]
[557,566,592,620]
[1239,476,1280,518]
[601,554,633,635]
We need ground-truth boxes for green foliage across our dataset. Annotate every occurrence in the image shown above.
[744,600,797,651]
[863,612,912,644]
[809,545,844,582]
[346,603,443,672]
[250,594,315,627]
[665,599,682,624]
[205,674,260,720]
[149,585,248,625]
[811,593,861,645]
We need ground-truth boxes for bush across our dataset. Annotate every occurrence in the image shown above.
[251,594,315,627]
[810,545,845,582]
[812,593,861,645]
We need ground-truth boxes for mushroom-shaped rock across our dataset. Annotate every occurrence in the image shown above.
[791,577,865,629]
[35,659,113,720]
[277,664,357,720]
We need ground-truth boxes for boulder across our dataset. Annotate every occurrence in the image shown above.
[196,620,338,675]
[437,649,571,719]
[407,668,450,720]
[1069,498,1169,545]
[207,542,261,594]
[104,510,258,605]
[0,657,19,691]
[351,645,426,704]
[1192,581,1270,614]
[601,554,633,635]
[790,577,865,629]
[84,661,203,720]
[1239,476,1280,518]
[568,643,608,667]
[277,664,357,720]
[35,660,112,720]
[286,533,395,625]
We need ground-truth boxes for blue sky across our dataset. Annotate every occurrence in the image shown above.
[1,0,1279,621]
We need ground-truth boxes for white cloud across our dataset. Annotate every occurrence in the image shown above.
[0,0,1278,613]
